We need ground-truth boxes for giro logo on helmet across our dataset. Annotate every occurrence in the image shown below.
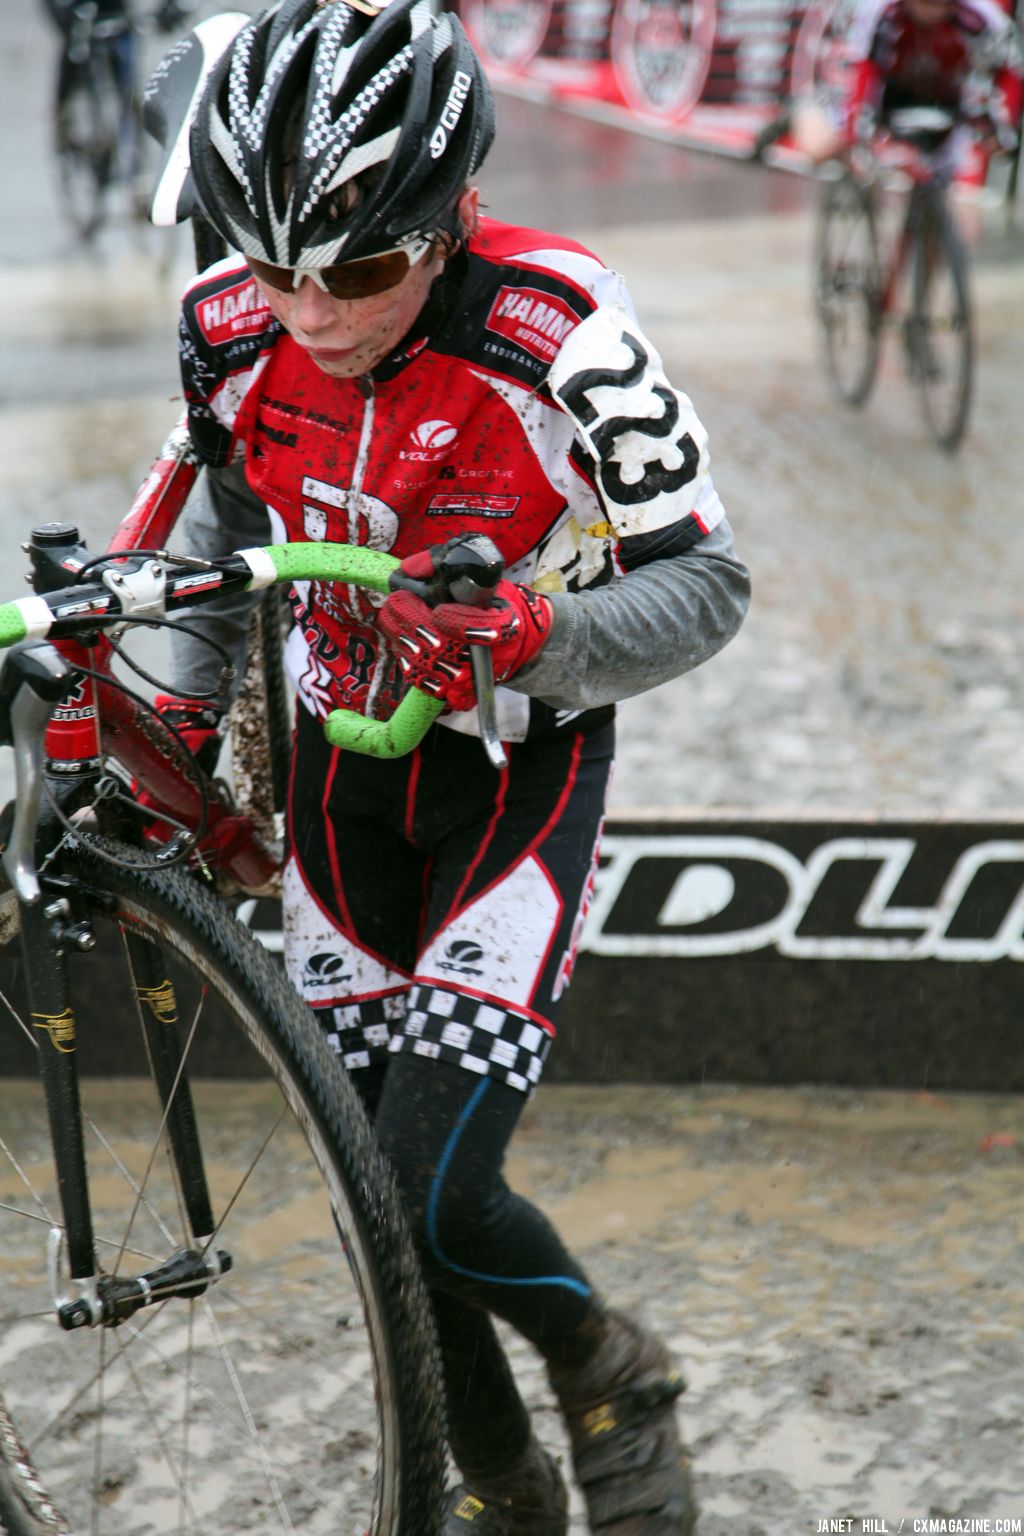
[430,70,474,158]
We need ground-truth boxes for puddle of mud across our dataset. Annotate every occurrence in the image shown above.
[503,1082,1024,1530]
[3,1078,1020,1530]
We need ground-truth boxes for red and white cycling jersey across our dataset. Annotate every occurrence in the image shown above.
[846,0,1022,122]
[179,217,725,741]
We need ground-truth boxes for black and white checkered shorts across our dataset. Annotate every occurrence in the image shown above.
[319,985,553,1096]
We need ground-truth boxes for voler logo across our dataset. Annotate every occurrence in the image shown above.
[610,0,716,118]
[402,421,459,461]
[439,940,485,977]
[583,833,1024,963]
[302,952,352,990]
[461,0,553,67]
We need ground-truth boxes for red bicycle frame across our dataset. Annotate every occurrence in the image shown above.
[42,414,279,892]
[855,130,949,318]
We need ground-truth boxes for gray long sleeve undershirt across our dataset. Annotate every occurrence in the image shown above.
[510,519,749,712]
[170,463,750,714]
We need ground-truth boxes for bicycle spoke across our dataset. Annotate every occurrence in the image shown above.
[85,1118,179,1254]
[0,852,445,1533]
[117,1342,203,1536]
[114,934,207,1272]
[201,1303,297,1535]
[0,986,40,1053]
[200,1107,288,1254]
[0,1150,55,1227]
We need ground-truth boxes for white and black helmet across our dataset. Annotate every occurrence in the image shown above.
[190,0,495,266]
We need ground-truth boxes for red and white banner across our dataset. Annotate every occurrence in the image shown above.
[457,0,1013,182]
[457,0,859,156]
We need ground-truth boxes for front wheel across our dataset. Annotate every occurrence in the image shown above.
[0,837,446,1535]
[908,184,974,452]
[815,172,882,407]
[54,56,118,241]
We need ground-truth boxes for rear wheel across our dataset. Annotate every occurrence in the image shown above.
[908,184,974,452]
[55,56,118,241]
[816,173,882,406]
[0,838,446,1535]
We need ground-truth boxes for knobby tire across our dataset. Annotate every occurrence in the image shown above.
[0,836,446,1536]
[816,173,882,407]
[909,182,974,452]
[55,53,119,242]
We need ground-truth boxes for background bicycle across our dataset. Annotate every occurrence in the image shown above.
[814,104,1015,452]
[42,0,200,243]
[0,527,449,1535]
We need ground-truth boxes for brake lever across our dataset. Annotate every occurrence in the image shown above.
[436,536,508,772]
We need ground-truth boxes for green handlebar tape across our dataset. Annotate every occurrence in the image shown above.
[0,605,29,649]
[323,688,445,758]
[263,543,441,757]
[264,542,400,592]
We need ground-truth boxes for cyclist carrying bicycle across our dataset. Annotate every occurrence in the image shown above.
[163,1,750,1530]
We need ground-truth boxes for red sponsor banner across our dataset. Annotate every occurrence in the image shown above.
[456,0,1014,180]
[458,0,838,152]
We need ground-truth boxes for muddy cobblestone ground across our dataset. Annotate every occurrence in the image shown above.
[510,1083,1024,1531]
[3,7,1024,1532]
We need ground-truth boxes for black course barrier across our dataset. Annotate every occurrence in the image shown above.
[3,816,1023,1088]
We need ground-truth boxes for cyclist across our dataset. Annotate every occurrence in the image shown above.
[846,0,1023,163]
[754,0,1022,167]
[42,0,198,159]
[163,1,750,1530]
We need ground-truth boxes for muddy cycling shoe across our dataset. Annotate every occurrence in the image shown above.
[548,1309,696,1534]
[443,1438,569,1535]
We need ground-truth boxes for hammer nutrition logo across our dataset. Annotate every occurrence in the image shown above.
[583,833,1024,962]
[486,286,579,365]
[196,278,271,344]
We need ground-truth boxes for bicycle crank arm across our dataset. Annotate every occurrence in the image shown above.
[57,1246,232,1330]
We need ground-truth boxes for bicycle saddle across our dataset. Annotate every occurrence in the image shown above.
[143,11,249,228]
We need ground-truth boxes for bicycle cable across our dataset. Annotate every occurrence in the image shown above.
[39,653,217,875]
[104,614,235,707]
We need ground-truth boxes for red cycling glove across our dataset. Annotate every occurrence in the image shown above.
[379,576,553,715]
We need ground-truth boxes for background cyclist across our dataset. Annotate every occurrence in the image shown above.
[163,1,750,1531]
[755,0,1022,169]
[42,0,197,174]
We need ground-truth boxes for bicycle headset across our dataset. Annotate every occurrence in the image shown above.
[188,0,495,268]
